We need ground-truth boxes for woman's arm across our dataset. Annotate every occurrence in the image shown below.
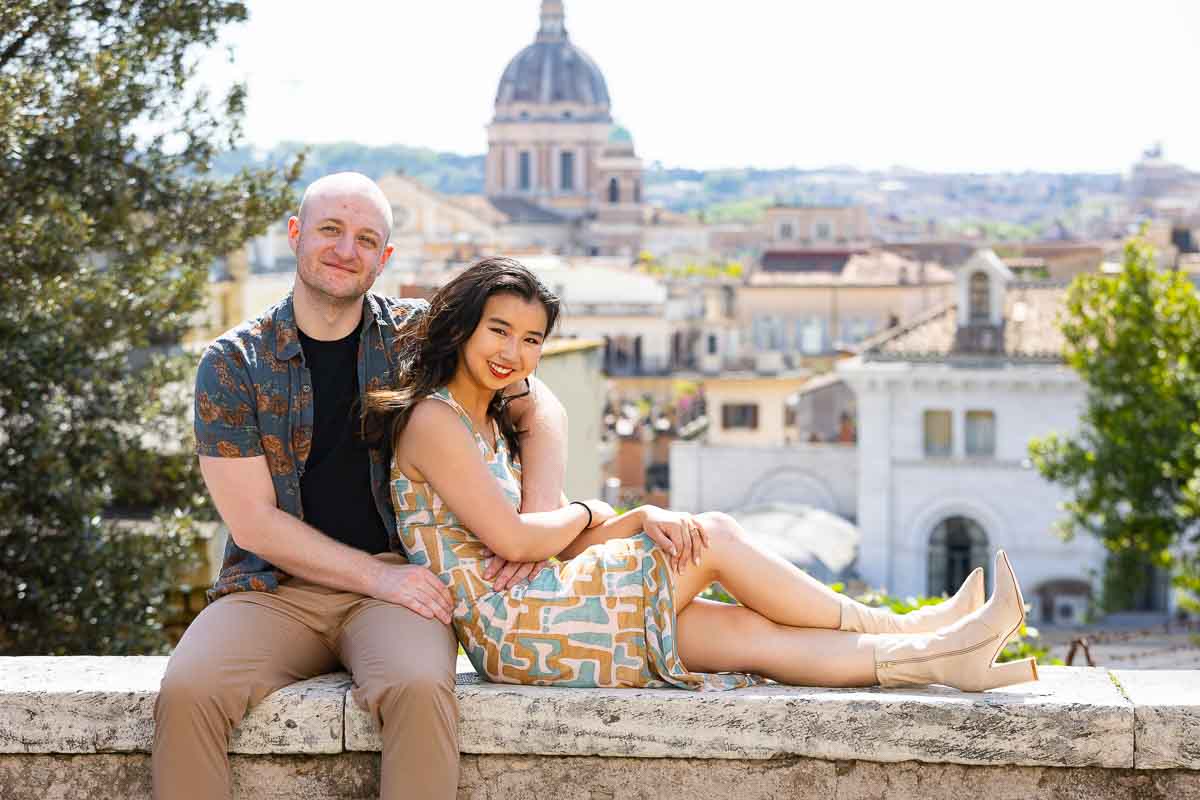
[555,505,711,574]
[398,399,593,563]
[503,376,567,513]
[555,507,646,560]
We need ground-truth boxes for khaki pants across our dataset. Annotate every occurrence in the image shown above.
[152,554,459,799]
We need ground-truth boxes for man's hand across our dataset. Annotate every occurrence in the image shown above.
[368,563,455,624]
[481,549,549,591]
[639,506,710,575]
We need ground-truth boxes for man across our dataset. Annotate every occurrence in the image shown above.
[153,172,566,799]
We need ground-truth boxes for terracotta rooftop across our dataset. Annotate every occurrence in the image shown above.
[861,282,1069,363]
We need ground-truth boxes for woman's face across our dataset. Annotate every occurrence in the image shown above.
[460,292,548,393]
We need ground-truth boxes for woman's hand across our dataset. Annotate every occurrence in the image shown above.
[581,498,616,528]
[638,506,710,575]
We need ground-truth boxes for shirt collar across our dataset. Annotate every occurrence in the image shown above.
[274,291,382,360]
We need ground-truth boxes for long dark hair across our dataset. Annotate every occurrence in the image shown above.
[363,256,560,459]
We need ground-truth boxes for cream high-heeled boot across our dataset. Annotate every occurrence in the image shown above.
[838,567,985,635]
[873,551,1039,692]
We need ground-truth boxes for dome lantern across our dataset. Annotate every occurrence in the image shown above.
[537,0,567,42]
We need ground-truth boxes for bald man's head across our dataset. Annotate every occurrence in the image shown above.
[297,172,393,238]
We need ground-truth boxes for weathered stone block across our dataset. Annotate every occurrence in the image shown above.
[0,657,347,755]
[1113,669,1200,769]
[347,665,1131,768]
[231,672,349,755]
[4,753,1199,800]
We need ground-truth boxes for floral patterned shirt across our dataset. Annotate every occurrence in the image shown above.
[193,291,427,600]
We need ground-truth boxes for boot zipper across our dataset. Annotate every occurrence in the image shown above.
[877,633,998,669]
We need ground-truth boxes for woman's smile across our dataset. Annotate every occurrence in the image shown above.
[487,361,515,380]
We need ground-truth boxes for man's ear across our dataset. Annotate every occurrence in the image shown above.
[286,216,301,255]
[377,243,395,276]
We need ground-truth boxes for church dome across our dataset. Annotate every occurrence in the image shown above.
[494,2,611,118]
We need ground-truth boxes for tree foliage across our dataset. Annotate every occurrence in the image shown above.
[1029,237,1200,611]
[0,0,300,654]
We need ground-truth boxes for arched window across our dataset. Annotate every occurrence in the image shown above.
[969,272,990,324]
[608,177,620,204]
[927,516,989,596]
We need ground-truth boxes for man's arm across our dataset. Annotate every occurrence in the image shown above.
[192,342,451,621]
[198,456,452,623]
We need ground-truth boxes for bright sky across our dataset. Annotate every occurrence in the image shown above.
[198,0,1200,173]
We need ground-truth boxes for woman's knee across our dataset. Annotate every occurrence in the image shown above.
[695,511,743,548]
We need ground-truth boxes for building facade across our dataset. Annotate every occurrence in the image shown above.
[838,250,1123,624]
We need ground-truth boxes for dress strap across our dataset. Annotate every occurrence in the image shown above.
[427,387,496,452]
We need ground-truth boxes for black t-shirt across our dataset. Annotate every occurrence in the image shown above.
[297,325,391,555]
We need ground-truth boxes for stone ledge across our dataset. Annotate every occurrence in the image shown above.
[350,667,1131,768]
[0,658,1196,772]
[4,753,1200,800]
[1113,670,1200,770]
[0,657,346,755]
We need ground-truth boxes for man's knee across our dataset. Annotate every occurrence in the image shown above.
[381,663,455,702]
[155,657,240,726]
[365,657,458,723]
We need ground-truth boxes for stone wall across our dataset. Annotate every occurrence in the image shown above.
[2,658,1198,799]
[670,441,857,517]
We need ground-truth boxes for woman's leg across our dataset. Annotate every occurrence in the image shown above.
[670,511,844,629]
[672,511,980,633]
[675,598,877,687]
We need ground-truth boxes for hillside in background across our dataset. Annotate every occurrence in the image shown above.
[213,142,487,195]
[214,143,1129,238]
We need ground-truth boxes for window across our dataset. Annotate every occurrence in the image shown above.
[969,272,990,324]
[753,315,785,351]
[722,403,759,430]
[779,222,794,240]
[633,179,642,204]
[923,410,952,457]
[965,410,996,457]
[519,151,532,191]
[560,151,575,191]
[814,220,833,240]
[841,316,872,345]
[798,317,825,354]
[707,333,718,355]
[608,177,620,204]
[927,516,988,597]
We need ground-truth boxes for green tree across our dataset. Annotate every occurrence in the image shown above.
[0,1,300,654]
[1029,237,1200,612]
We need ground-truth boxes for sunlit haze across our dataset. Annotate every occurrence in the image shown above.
[198,0,1200,173]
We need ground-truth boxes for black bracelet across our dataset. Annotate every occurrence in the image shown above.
[570,500,592,531]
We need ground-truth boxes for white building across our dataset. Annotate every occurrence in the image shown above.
[838,250,1124,625]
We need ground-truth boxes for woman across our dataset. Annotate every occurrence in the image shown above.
[364,257,1038,692]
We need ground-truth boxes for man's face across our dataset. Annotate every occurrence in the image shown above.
[287,189,394,303]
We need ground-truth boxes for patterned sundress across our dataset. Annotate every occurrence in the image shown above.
[391,388,758,691]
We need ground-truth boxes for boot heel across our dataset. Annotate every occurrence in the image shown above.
[983,657,1038,689]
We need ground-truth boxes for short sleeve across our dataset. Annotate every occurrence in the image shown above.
[193,344,264,458]
[390,297,429,329]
